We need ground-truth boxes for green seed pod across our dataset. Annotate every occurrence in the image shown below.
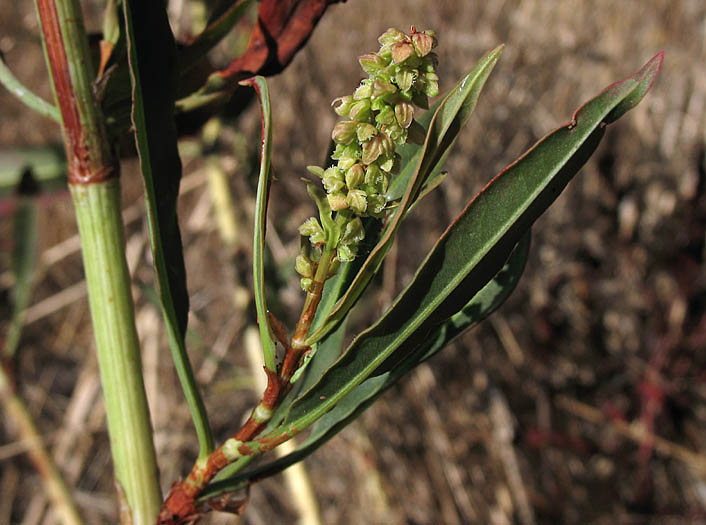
[394,101,415,128]
[337,243,357,263]
[372,77,397,98]
[332,96,353,116]
[411,30,436,57]
[342,217,365,244]
[378,28,406,46]
[356,122,378,142]
[306,165,325,178]
[367,194,387,216]
[375,105,395,126]
[295,254,314,278]
[395,68,416,92]
[391,41,414,64]
[349,99,372,122]
[327,191,348,211]
[300,277,314,292]
[353,82,372,100]
[346,189,367,214]
[322,167,345,193]
[299,217,325,245]
[345,163,365,189]
[359,53,388,74]
[362,135,384,165]
[331,121,357,144]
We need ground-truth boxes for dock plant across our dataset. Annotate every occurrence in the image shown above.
[0,1,662,523]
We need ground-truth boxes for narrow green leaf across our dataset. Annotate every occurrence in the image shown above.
[305,45,504,346]
[280,51,663,438]
[123,0,214,456]
[4,195,38,358]
[242,76,277,372]
[0,56,60,123]
[218,232,529,487]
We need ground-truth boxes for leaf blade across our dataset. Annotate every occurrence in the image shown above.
[123,0,214,456]
[283,51,662,435]
[241,76,277,372]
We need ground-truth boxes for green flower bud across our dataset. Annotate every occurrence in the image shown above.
[349,99,371,122]
[391,41,414,64]
[342,217,365,244]
[338,243,357,263]
[332,121,357,144]
[346,189,367,214]
[300,277,313,292]
[362,135,383,165]
[337,157,357,171]
[389,124,407,144]
[359,53,388,74]
[375,105,395,126]
[327,191,348,211]
[332,96,353,116]
[365,163,383,188]
[345,163,365,189]
[299,217,325,244]
[322,167,345,192]
[411,30,436,57]
[394,101,414,128]
[379,28,406,46]
[371,97,388,111]
[367,194,387,216]
[306,165,325,178]
[395,68,416,92]
[372,77,397,98]
[353,82,372,100]
[379,132,394,157]
[356,122,377,142]
[295,254,314,278]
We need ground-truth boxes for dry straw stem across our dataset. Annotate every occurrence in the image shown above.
[0,369,83,525]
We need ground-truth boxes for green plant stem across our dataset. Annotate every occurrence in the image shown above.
[0,368,83,525]
[35,0,161,522]
[71,182,162,523]
[0,55,60,122]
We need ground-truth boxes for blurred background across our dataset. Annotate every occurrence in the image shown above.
[1,0,705,523]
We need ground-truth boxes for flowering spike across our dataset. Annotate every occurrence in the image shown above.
[298,27,440,272]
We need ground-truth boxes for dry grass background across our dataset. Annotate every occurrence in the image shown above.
[1,0,706,523]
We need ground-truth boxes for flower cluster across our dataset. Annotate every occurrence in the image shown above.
[296,27,438,290]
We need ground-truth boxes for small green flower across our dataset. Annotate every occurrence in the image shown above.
[347,189,367,214]
[295,254,314,278]
[332,121,357,144]
[298,26,440,276]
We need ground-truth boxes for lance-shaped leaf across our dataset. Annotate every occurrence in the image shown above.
[305,45,504,347]
[241,76,277,372]
[204,231,529,493]
[260,52,662,448]
[123,0,214,456]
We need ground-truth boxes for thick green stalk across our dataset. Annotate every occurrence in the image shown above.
[71,182,162,523]
[35,0,161,522]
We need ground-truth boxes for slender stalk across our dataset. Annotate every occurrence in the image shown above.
[0,368,83,525]
[35,0,161,522]
[0,55,60,122]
